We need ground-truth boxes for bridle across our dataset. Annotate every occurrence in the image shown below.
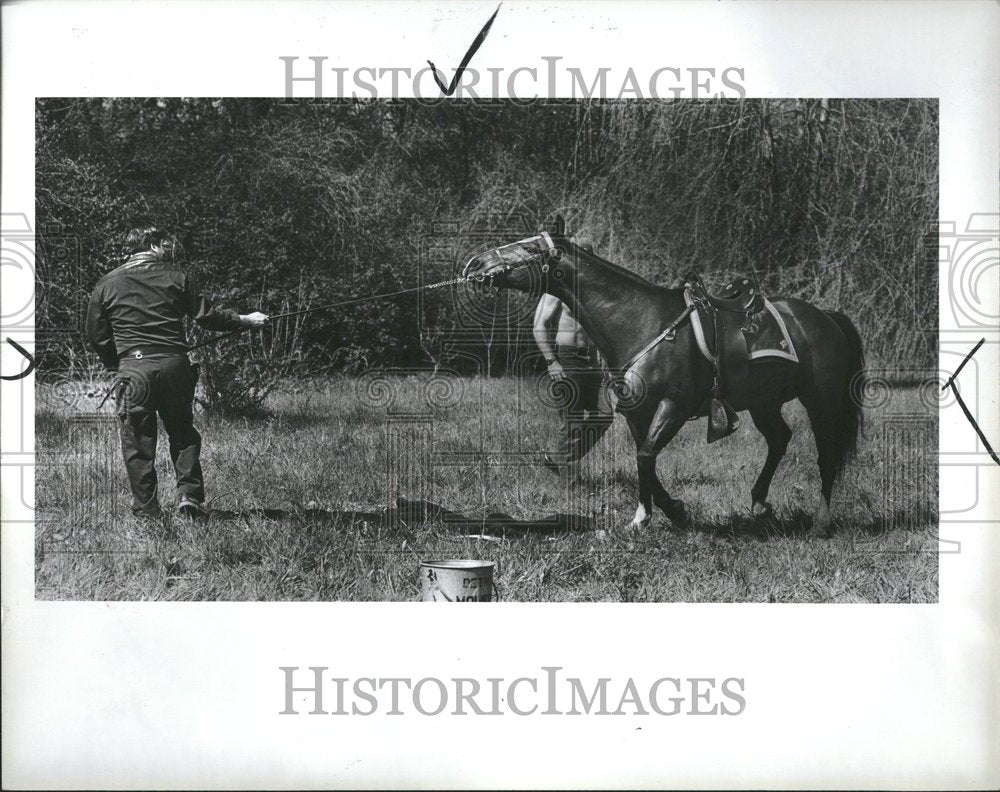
[462,231,562,286]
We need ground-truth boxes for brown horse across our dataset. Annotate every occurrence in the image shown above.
[462,217,865,536]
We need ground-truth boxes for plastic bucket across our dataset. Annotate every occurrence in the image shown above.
[419,559,496,602]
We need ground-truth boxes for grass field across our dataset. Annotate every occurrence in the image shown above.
[35,374,938,602]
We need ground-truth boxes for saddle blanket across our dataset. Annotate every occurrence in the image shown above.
[684,291,799,364]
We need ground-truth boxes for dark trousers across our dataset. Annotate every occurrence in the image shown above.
[552,345,613,464]
[115,354,203,514]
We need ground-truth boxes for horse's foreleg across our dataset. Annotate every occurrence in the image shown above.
[749,402,793,518]
[628,398,689,530]
[623,414,653,529]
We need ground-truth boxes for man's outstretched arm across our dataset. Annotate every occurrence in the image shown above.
[185,274,268,329]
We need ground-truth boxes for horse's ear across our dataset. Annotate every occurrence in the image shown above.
[552,214,565,237]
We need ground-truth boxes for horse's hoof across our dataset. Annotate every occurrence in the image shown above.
[627,517,651,531]
[812,504,834,538]
[752,501,774,519]
[810,519,833,539]
[664,500,690,530]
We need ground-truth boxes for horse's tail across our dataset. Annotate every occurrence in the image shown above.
[825,310,865,476]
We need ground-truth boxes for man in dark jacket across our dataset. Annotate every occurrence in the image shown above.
[86,226,268,519]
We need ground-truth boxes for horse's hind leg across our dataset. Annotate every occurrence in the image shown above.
[801,399,841,537]
[749,402,793,518]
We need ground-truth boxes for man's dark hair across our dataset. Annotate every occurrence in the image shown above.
[126,226,170,254]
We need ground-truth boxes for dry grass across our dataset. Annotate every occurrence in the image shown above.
[35,375,937,602]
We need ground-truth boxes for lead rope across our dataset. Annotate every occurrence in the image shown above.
[187,273,472,351]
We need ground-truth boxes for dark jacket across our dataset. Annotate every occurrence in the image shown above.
[86,252,242,370]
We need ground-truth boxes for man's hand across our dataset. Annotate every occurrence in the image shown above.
[240,311,269,328]
[547,359,566,382]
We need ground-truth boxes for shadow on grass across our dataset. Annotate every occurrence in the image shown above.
[689,507,935,541]
[206,497,596,537]
[693,508,812,541]
[207,506,385,524]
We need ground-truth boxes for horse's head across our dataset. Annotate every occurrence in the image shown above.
[462,216,576,293]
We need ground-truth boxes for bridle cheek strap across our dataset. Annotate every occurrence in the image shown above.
[538,231,557,257]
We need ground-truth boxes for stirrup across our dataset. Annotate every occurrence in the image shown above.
[707,398,740,443]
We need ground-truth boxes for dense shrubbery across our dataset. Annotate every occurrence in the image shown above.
[36,98,937,377]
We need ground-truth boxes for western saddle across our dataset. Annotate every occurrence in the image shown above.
[683,271,766,443]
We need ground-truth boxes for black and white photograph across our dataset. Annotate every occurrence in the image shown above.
[33,97,939,602]
[3,1,998,789]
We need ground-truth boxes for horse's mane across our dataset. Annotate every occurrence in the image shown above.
[564,241,671,292]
